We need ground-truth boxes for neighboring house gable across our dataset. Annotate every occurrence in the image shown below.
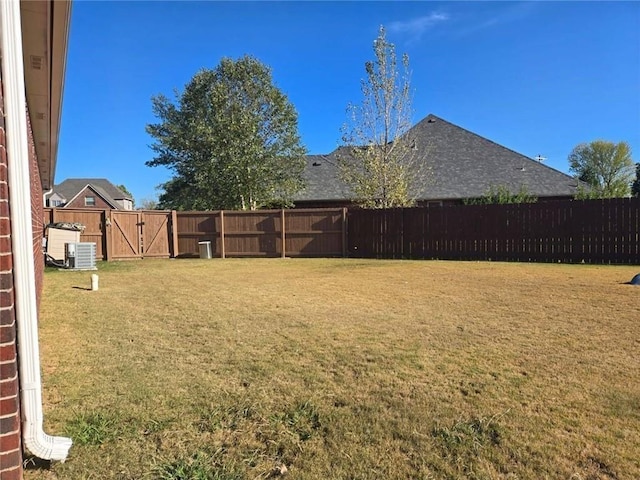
[295,114,582,207]
[47,178,133,209]
[47,192,66,207]
[63,184,119,209]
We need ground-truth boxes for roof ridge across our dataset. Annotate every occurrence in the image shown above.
[54,178,133,201]
[57,177,110,182]
[419,114,577,180]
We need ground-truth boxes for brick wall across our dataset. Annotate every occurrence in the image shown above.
[0,70,23,480]
[65,189,113,209]
[27,110,44,306]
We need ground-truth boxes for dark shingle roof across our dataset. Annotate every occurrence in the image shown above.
[299,153,353,202]
[295,114,581,202]
[53,178,132,206]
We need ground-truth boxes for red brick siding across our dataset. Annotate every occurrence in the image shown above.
[65,188,113,209]
[0,70,23,480]
[26,110,44,306]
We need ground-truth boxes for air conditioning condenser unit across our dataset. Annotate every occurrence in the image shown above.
[65,242,97,270]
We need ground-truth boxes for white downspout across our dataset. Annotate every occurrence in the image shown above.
[1,0,72,462]
[43,188,53,209]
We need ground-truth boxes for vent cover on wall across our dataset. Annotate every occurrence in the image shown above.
[30,55,44,70]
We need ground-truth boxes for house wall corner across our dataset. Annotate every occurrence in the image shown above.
[0,65,24,480]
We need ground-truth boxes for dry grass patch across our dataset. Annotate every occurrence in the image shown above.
[25,259,640,479]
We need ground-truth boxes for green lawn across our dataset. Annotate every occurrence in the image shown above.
[26,259,640,479]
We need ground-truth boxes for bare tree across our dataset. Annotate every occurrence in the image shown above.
[138,197,159,210]
[338,26,423,208]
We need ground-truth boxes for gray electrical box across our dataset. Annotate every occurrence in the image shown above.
[198,241,212,259]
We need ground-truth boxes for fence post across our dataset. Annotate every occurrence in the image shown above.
[104,209,112,261]
[171,210,179,258]
[220,210,226,259]
[281,209,286,258]
[342,207,347,258]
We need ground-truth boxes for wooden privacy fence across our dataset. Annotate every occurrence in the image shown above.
[44,208,176,260]
[45,199,640,264]
[43,208,346,259]
[176,208,346,258]
[347,198,640,264]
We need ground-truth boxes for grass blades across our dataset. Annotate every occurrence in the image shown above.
[153,450,243,480]
[64,410,131,446]
[26,258,640,479]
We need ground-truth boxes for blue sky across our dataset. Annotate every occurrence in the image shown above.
[57,1,640,204]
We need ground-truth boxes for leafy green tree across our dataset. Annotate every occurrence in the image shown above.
[568,141,634,198]
[463,185,537,205]
[146,56,307,211]
[117,184,134,206]
[631,163,640,198]
[338,26,422,209]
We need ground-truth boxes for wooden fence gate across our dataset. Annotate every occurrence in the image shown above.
[109,211,173,260]
[110,211,143,259]
[44,208,174,261]
[142,211,174,258]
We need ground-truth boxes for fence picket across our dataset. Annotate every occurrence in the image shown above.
[346,198,640,264]
[44,199,640,264]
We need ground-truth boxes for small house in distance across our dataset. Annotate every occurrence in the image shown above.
[294,114,582,208]
[46,178,133,210]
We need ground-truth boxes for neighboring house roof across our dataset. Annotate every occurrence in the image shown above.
[52,178,132,208]
[300,154,349,202]
[295,114,582,203]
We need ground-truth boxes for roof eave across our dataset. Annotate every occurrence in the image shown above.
[21,0,72,191]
